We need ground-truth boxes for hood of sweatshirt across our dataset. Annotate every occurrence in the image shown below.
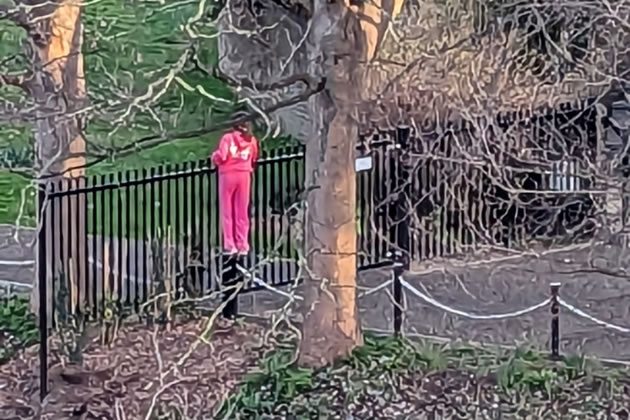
[232,130,254,149]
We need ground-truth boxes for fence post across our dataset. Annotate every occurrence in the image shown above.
[37,181,49,401]
[550,282,561,360]
[221,254,239,319]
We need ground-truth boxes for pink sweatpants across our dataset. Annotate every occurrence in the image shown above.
[219,171,251,253]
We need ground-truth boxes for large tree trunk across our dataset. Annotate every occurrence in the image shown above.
[30,0,86,317]
[299,99,362,366]
[298,1,364,367]
[298,0,404,366]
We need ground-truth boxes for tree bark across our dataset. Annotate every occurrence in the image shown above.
[299,95,363,367]
[298,0,405,367]
[297,0,365,367]
[29,0,86,316]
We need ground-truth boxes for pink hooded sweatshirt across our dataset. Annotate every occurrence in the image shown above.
[211,130,259,174]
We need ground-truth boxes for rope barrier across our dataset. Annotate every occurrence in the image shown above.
[235,264,303,301]
[557,297,630,334]
[398,277,552,320]
[358,278,394,298]
[0,259,34,266]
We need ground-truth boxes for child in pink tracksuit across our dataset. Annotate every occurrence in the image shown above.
[212,121,259,256]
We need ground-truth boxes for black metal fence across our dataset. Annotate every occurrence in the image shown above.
[37,145,397,322]
[370,103,600,265]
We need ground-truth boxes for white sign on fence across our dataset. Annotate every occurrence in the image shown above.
[355,156,373,172]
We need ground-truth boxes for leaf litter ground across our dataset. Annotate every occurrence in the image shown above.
[0,316,270,419]
[2,316,630,419]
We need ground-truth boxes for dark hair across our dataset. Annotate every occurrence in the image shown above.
[231,111,251,130]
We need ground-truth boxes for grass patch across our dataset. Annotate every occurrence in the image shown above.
[0,172,36,227]
[0,296,39,364]
[221,334,630,419]
[0,136,222,227]
[0,136,303,232]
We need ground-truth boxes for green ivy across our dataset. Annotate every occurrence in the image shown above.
[0,296,39,364]
[221,334,624,418]
[219,349,313,419]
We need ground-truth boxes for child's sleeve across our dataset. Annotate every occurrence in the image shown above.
[211,134,231,166]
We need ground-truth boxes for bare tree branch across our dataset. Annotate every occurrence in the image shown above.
[43,76,327,178]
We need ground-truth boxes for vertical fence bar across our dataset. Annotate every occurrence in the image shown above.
[182,162,189,286]
[278,149,286,282]
[57,180,64,313]
[149,167,156,300]
[550,282,561,360]
[73,179,82,316]
[212,169,221,289]
[286,149,293,269]
[388,146,398,253]
[270,152,277,285]
[108,174,115,303]
[366,148,375,265]
[83,176,91,315]
[141,169,148,304]
[191,162,198,289]
[194,161,204,292]
[174,163,182,293]
[261,155,269,281]
[200,162,209,293]
[50,181,58,319]
[205,163,213,290]
[374,147,383,262]
[38,181,48,401]
[428,153,435,259]
[154,166,162,286]
[133,170,140,312]
[419,143,427,260]
[294,146,303,276]
[206,163,217,292]
[430,146,439,257]
[98,175,105,313]
[408,142,417,262]
[125,171,132,307]
[66,178,73,315]
[438,136,450,257]
[117,172,124,305]
[164,164,173,293]
[163,164,173,297]
[447,140,456,255]
[253,157,261,269]
[90,178,97,318]
[198,160,206,287]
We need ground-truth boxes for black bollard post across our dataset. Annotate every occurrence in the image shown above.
[221,253,239,319]
[550,282,561,360]
[391,250,409,336]
[393,265,403,336]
